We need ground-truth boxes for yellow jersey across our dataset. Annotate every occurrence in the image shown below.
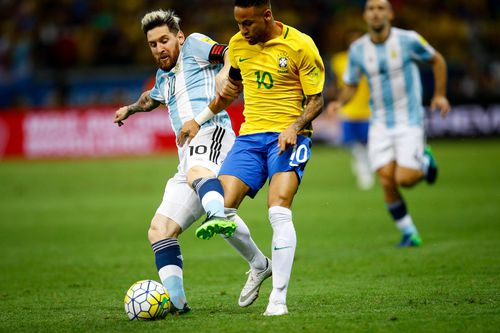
[228,22,325,135]
[331,51,371,120]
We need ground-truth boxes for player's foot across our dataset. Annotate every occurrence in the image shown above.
[170,303,191,315]
[398,233,422,247]
[357,173,374,190]
[424,145,438,184]
[239,258,272,307]
[263,300,288,316]
[195,216,237,240]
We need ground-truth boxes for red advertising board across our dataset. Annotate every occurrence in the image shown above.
[0,103,244,159]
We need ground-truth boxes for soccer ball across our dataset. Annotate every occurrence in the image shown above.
[124,280,170,320]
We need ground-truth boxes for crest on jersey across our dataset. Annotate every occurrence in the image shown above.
[279,56,288,68]
[277,52,289,73]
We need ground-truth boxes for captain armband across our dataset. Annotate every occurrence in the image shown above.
[208,44,228,64]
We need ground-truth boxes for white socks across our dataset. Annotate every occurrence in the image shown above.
[396,214,417,235]
[222,208,267,271]
[268,206,296,305]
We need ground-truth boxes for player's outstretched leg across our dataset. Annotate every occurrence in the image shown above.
[192,178,236,240]
[422,145,438,184]
[152,238,191,314]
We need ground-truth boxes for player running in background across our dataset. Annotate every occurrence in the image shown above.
[178,0,325,316]
[330,0,450,247]
[114,9,270,313]
[326,28,374,190]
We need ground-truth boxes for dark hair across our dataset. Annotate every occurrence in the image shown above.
[234,0,271,8]
[141,9,181,34]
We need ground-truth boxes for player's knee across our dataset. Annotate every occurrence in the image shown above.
[395,172,421,188]
[396,177,416,188]
[148,222,166,244]
[268,191,294,208]
[147,224,161,244]
[187,166,215,188]
[148,216,180,244]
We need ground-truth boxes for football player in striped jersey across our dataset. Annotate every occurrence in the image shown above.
[330,0,451,247]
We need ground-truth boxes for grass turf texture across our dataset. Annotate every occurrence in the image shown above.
[0,139,499,332]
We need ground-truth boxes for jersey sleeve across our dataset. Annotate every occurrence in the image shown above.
[343,45,362,86]
[184,33,225,63]
[149,69,165,103]
[298,34,325,96]
[408,31,435,62]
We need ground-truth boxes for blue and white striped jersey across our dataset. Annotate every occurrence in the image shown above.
[150,33,233,136]
[344,27,435,128]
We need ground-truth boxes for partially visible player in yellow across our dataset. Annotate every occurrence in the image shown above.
[327,29,374,190]
[178,0,325,316]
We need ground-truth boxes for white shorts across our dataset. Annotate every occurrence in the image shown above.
[155,126,235,230]
[368,123,424,171]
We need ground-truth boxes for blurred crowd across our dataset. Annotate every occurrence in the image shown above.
[0,0,498,108]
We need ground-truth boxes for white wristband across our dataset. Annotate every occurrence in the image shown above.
[194,107,216,125]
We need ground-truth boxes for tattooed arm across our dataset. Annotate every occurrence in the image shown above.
[278,92,324,155]
[114,90,161,126]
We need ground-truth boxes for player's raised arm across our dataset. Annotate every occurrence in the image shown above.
[278,92,324,154]
[114,90,160,127]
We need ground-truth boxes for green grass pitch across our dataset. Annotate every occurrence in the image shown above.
[0,139,499,332]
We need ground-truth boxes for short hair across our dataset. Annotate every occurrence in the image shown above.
[364,0,393,10]
[234,0,271,8]
[141,9,181,35]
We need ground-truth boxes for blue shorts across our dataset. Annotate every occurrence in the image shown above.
[219,132,312,198]
[341,120,369,145]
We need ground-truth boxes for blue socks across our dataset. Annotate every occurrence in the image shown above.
[152,238,187,310]
[387,199,417,235]
[193,178,225,219]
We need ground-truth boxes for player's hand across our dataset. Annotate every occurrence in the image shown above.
[325,101,342,116]
[215,67,230,97]
[114,106,130,127]
[177,119,200,146]
[278,125,298,155]
[430,95,451,118]
[217,75,243,100]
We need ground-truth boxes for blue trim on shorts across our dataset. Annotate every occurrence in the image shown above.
[218,132,312,198]
[341,120,369,145]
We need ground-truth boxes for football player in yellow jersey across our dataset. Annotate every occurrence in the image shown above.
[178,0,325,316]
[326,29,374,190]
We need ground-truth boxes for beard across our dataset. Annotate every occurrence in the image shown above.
[157,57,174,71]
[371,21,387,33]
[156,45,179,71]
